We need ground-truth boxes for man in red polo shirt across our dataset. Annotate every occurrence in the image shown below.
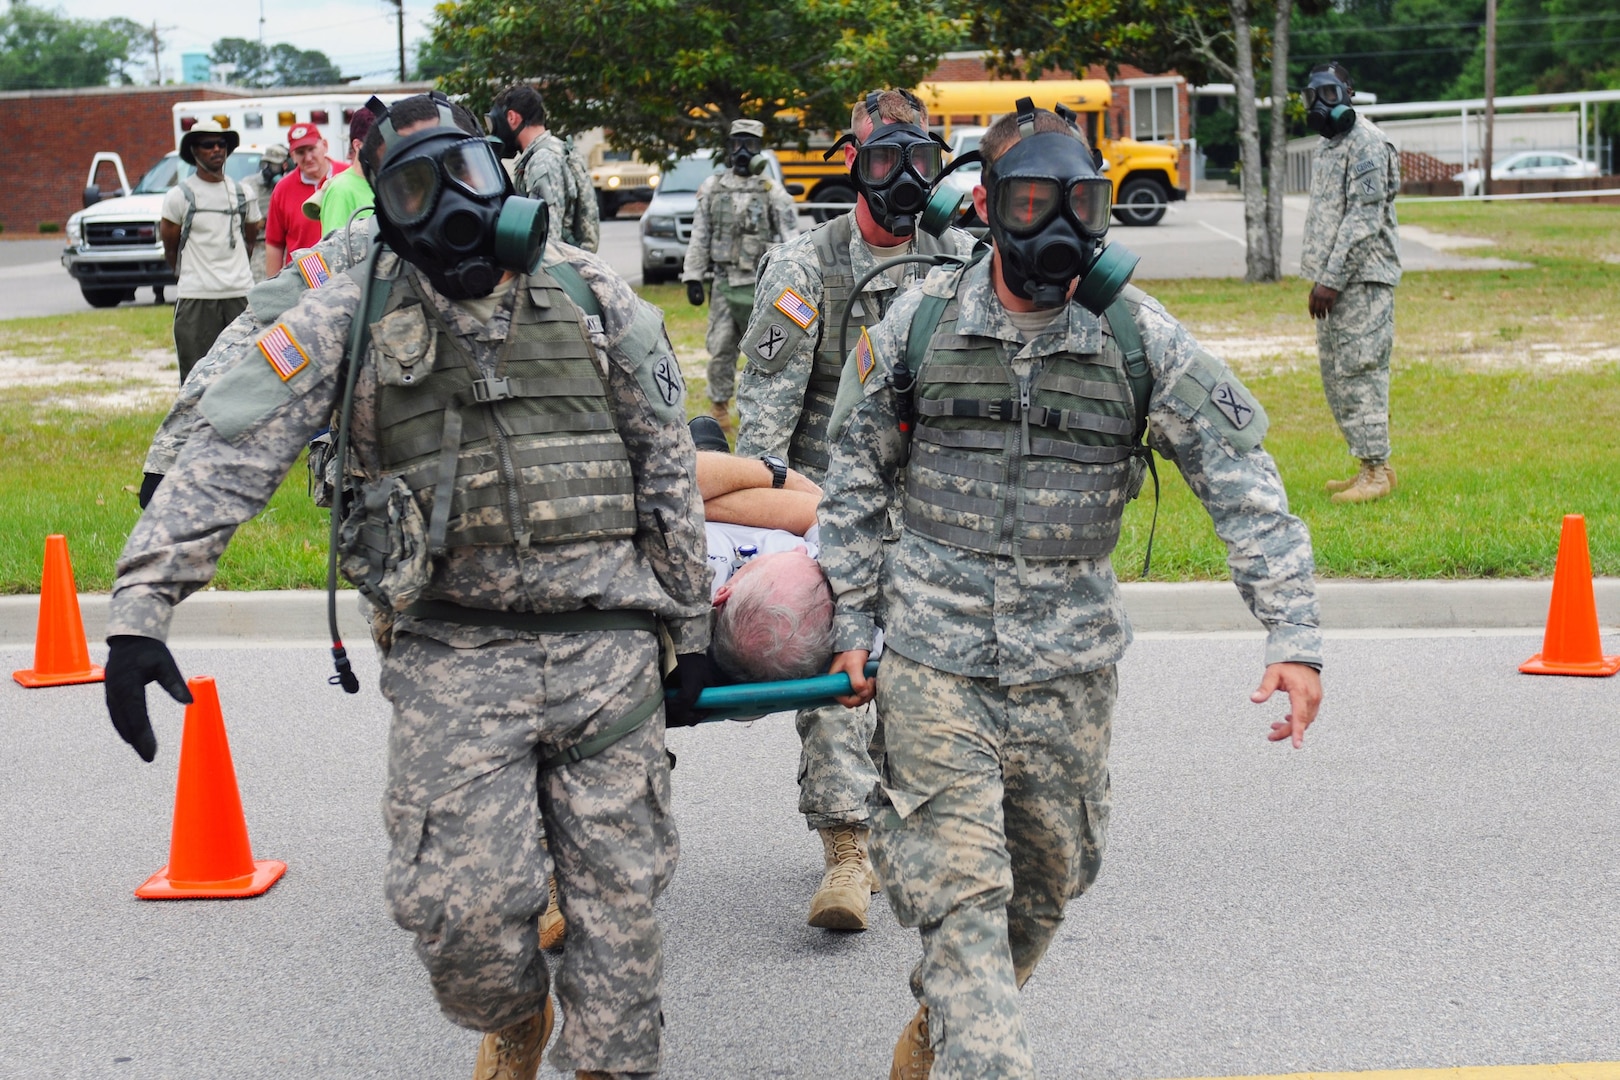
[263,122,347,276]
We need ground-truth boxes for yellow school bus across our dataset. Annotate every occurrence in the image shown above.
[768,79,1185,227]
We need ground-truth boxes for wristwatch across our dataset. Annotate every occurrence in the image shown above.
[760,454,788,489]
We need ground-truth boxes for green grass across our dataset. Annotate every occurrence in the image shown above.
[2,201,1614,591]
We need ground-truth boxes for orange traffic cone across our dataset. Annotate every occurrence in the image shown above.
[1520,514,1620,677]
[136,676,286,899]
[13,534,104,688]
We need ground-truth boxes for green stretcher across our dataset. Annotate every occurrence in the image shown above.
[667,660,881,721]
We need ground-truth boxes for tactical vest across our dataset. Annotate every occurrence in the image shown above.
[903,298,1141,561]
[793,215,959,474]
[372,269,637,553]
[712,177,774,272]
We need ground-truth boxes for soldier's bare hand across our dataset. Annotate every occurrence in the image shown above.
[1252,662,1322,748]
[1308,284,1340,319]
[830,649,873,708]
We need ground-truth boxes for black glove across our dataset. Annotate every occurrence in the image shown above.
[685,280,706,307]
[137,472,163,509]
[104,635,192,762]
[664,651,722,728]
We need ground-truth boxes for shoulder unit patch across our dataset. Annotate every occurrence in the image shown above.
[258,324,310,382]
[774,286,818,330]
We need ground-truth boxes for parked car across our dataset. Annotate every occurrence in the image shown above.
[639,151,801,284]
[1453,151,1600,196]
[934,125,988,229]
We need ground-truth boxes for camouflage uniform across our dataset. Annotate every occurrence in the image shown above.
[514,132,601,252]
[1301,113,1402,464]
[682,172,799,405]
[108,242,710,1077]
[144,221,376,477]
[816,257,1322,1077]
[735,213,973,833]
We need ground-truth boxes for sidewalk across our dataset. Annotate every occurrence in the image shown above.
[3,579,1615,644]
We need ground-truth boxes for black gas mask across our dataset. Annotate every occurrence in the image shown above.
[368,94,548,301]
[486,105,520,160]
[729,133,767,177]
[1303,70,1357,138]
[982,99,1139,312]
[825,92,948,237]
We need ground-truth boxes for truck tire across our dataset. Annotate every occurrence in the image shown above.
[811,181,857,224]
[81,287,125,309]
[1112,177,1168,227]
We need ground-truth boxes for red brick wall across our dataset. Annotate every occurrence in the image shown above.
[0,85,246,233]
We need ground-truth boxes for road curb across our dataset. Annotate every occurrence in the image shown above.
[2,580,1615,645]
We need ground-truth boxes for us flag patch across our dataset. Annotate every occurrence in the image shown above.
[296,251,331,289]
[774,287,818,329]
[855,327,876,384]
[258,324,310,381]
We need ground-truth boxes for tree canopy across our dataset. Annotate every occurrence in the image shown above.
[210,37,344,88]
[425,0,966,160]
[0,0,145,90]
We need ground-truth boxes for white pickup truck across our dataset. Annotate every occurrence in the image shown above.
[62,149,268,308]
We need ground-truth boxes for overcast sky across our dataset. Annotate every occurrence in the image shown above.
[70,0,433,85]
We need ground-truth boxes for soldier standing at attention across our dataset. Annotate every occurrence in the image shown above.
[817,102,1324,1078]
[101,92,716,1080]
[735,89,975,933]
[683,118,800,432]
[1300,61,1402,504]
[490,83,601,253]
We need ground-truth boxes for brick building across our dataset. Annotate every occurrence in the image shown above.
[0,84,251,234]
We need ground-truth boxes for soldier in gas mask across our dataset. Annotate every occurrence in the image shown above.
[815,101,1324,1078]
[733,89,975,935]
[682,118,800,433]
[100,92,715,1080]
[1300,61,1403,504]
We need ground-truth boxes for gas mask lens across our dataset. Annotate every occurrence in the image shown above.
[378,138,507,228]
[1303,83,1347,108]
[856,141,944,184]
[992,177,1112,237]
[731,135,763,157]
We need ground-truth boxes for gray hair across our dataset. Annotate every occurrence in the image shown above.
[712,557,835,682]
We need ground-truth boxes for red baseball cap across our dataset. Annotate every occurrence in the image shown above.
[287,123,322,150]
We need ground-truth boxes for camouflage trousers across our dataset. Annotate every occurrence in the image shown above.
[868,650,1114,1079]
[796,701,883,830]
[1317,281,1394,463]
[379,628,676,1076]
[705,282,756,404]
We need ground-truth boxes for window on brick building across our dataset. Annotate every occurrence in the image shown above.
[1131,84,1178,143]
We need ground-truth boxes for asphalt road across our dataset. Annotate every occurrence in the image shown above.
[5,196,1520,322]
[3,631,1617,1078]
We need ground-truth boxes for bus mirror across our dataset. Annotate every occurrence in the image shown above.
[786,183,805,197]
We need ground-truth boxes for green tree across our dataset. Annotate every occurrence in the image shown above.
[1291,0,1487,105]
[268,42,342,86]
[425,0,966,159]
[0,1,145,89]
[209,37,270,86]
[1449,0,1620,96]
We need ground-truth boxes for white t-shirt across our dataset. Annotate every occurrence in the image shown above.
[160,175,262,299]
[705,521,819,598]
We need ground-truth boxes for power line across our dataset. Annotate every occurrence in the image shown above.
[1294,34,1620,61]
[1296,11,1620,34]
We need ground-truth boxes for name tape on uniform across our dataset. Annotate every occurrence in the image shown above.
[774,287,818,330]
[259,324,310,381]
[296,251,331,289]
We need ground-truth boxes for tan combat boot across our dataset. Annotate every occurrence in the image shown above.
[807,824,873,930]
[890,1005,934,1080]
[708,400,734,433]
[538,874,566,951]
[1330,462,1397,504]
[473,998,554,1080]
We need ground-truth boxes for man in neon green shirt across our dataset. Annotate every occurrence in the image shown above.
[319,108,375,233]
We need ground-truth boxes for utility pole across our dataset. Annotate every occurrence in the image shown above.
[393,0,406,82]
[149,20,163,85]
[1482,0,1497,196]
